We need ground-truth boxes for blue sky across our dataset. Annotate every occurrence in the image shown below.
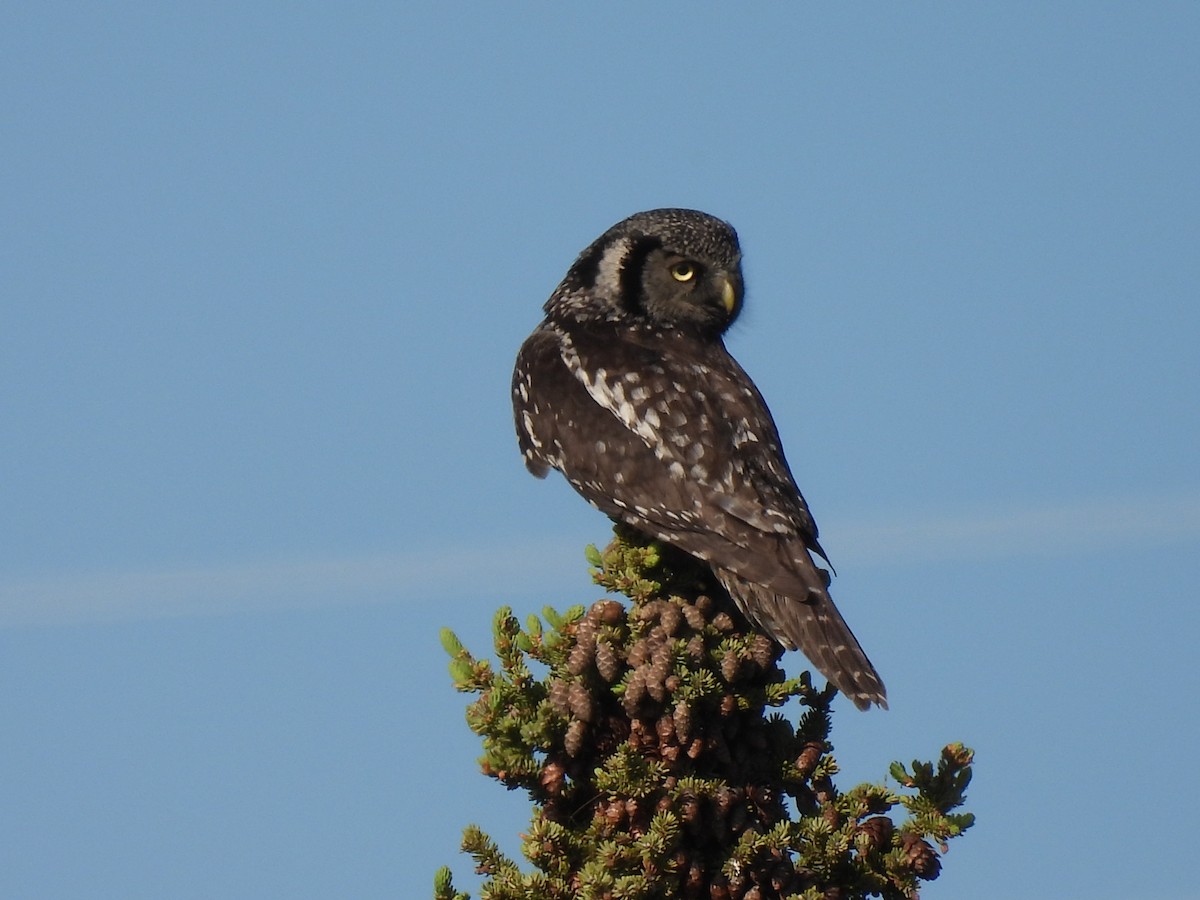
[2,4,1198,897]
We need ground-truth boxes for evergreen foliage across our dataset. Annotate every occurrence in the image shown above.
[435,525,973,899]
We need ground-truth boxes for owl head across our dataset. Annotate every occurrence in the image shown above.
[552,208,744,336]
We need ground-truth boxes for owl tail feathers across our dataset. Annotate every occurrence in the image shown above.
[716,568,888,711]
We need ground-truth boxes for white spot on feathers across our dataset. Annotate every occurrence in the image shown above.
[521,411,542,448]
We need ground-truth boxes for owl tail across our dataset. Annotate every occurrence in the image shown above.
[716,567,888,711]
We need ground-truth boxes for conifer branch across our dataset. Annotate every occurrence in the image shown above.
[436,526,974,899]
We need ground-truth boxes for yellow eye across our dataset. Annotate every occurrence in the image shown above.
[670,261,696,282]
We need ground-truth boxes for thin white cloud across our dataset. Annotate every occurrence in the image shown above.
[0,539,587,628]
[829,489,1200,566]
[2,490,1197,627]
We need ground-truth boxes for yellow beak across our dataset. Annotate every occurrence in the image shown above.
[721,276,739,315]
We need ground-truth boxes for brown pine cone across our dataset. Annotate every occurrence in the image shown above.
[539,759,566,796]
[623,669,649,716]
[900,832,942,879]
[680,602,706,631]
[659,602,683,636]
[564,719,587,757]
[592,599,624,625]
[749,634,777,669]
[856,816,894,852]
[566,639,595,676]
[795,742,823,779]
[712,612,736,632]
[567,681,594,722]
[672,700,693,744]
[547,678,572,716]
[595,640,621,682]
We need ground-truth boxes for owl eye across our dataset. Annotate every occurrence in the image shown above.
[670,261,696,282]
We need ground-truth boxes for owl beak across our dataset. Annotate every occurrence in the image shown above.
[721,274,741,316]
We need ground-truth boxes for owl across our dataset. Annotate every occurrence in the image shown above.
[512,209,886,710]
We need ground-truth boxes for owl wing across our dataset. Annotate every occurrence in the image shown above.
[515,320,887,710]
[515,321,823,599]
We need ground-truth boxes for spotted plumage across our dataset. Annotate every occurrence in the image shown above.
[512,209,886,710]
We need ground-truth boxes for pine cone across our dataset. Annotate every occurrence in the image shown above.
[547,678,571,715]
[628,635,650,667]
[592,599,624,625]
[656,713,676,746]
[795,742,823,779]
[567,639,594,675]
[659,602,683,636]
[900,832,941,879]
[539,759,566,796]
[623,668,649,716]
[681,602,706,631]
[564,719,587,757]
[749,635,776,669]
[720,651,742,683]
[595,640,621,682]
[567,681,594,722]
[856,816,894,852]
[712,612,735,632]
[672,700,693,744]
